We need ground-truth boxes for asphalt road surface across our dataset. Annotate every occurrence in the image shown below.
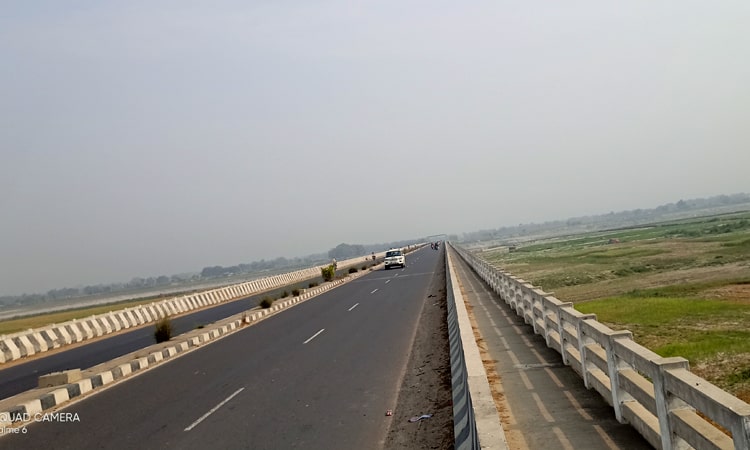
[0,273,340,400]
[0,247,442,450]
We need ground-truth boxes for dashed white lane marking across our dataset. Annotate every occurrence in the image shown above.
[185,387,244,431]
[552,427,575,450]
[545,367,565,388]
[348,303,359,312]
[532,392,555,422]
[303,329,325,344]
[385,279,390,284]
[370,289,379,294]
[594,424,622,450]
[519,371,534,390]
[530,348,549,363]
[564,390,593,421]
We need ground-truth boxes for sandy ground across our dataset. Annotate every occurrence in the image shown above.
[383,251,454,449]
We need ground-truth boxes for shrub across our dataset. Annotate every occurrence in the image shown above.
[154,317,173,343]
[260,297,274,308]
[308,281,319,288]
[321,264,335,282]
[280,290,289,298]
[349,267,358,274]
[292,288,301,296]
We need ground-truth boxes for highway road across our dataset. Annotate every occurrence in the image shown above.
[0,273,343,400]
[0,247,442,449]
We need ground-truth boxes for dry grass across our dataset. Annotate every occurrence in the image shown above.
[478,212,750,402]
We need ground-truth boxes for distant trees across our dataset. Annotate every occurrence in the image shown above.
[459,192,750,243]
[328,243,366,260]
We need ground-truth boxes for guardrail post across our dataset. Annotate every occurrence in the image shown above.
[555,302,574,365]
[654,357,692,450]
[605,330,634,423]
[576,315,598,389]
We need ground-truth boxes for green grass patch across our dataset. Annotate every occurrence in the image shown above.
[623,278,750,298]
[576,296,750,364]
[576,296,748,327]
[655,330,750,362]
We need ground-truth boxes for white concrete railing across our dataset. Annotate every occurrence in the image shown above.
[451,243,750,450]
[0,253,380,365]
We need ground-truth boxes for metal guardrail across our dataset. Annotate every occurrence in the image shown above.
[445,248,481,450]
[451,242,750,450]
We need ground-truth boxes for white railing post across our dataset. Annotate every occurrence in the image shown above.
[654,357,692,450]
[606,330,634,423]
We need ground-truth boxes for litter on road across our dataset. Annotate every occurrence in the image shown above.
[408,414,433,423]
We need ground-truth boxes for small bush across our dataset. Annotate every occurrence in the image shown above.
[321,264,335,282]
[280,290,289,298]
[154,317,173,343]
[292,288,301,296]
[260,297,274,308]
[361,265,367,271]
[349,267,358,274]
[309,281,319,288]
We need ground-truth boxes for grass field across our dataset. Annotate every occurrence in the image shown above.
[479,211,750,401]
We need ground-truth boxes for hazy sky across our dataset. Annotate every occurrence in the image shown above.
[2,1,749,296]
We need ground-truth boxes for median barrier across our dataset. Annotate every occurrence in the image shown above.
[450,242,750,450]
[445,248,507,450]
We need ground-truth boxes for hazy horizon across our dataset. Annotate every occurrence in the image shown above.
[3,1,749,296]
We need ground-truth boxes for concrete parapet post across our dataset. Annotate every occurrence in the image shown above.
[64,323,83,343]
[96,314,115,334]
[104,313,121,331]
[40,329,59,349]
[28,332,48,353]
[605,330,634,423]
[1,338,22,362]
[129,308,145,325]
[576,315,598,389]
[555,303,574,365]
[653,357,692,450]
[138,307,153,323]
[78,320,94,339]
[116,311,132,328]
[85,318,103,337]
[148,304,163,320]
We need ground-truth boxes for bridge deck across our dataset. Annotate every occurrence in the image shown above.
[451,252,653,450]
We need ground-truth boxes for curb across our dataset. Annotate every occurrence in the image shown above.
[446,245,508,450]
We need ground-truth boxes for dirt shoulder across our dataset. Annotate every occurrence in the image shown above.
[383,250,454,450]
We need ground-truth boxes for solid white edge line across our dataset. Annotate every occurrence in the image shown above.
[185,387,244,431]
[303,328,325,344]
[348,303,359,311]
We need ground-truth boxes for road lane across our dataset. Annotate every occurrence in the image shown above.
[0,277,330,399]
[0,247,441,449]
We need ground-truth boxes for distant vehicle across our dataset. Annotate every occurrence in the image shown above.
[384,249,406,270]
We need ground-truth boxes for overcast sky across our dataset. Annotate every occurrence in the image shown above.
[2,1,749,296]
